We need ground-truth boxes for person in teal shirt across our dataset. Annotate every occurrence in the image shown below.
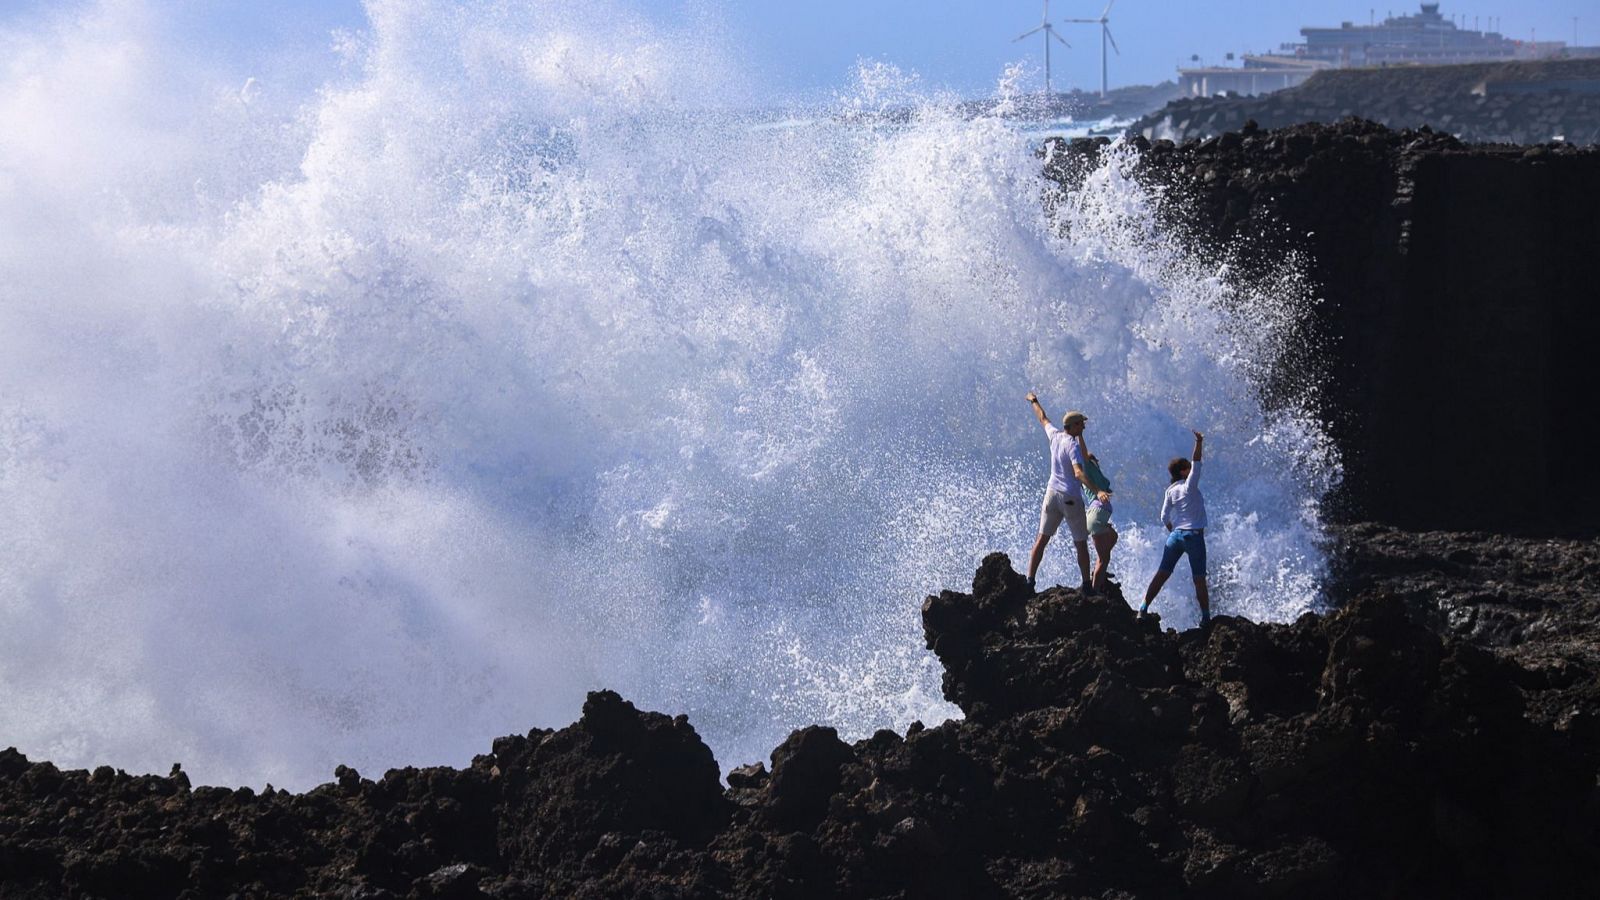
[1077,439,1118,593]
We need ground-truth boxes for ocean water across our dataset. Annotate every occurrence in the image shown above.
[0,1,1337,789]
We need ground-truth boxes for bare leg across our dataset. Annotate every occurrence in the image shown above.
[1074,540,1092,589]
[1141,570,1171,616]
[1027,533,1051,586]
[1195,577,1211,624]
[1091,526,1118,591]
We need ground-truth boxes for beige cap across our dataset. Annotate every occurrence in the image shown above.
[1062,411,1088,427]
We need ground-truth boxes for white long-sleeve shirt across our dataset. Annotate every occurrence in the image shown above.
[1160,458,1207,530]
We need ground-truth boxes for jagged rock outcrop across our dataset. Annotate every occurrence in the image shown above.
[2,536,1597,898]
[1044,121,1600,533]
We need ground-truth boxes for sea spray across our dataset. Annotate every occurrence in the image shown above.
[0,0,1336,788]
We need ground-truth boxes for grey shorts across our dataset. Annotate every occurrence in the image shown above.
[1086,500,1114,536]
[1039,488,1088,542]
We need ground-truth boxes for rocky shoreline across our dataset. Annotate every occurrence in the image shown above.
[2,526,1596,898]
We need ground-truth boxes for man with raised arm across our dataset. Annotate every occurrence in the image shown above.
[1139,430,1210,628]
[1024,391,1110,592]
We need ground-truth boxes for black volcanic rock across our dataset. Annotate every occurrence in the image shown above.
[922,552,1181,722]
[1332,523,1600,746]
[761,726,855,830]
[492,690,731,879]
[2,537,1598,897]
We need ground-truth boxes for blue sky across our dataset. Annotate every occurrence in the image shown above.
[712,0,1595,97]
[4,1,1594,100]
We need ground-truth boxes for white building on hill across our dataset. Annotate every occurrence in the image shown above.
[1179,4,1567,98]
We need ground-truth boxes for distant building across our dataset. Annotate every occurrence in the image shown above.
[1293,3,1560,67]
[1178,55,1330,98]
[1178,4,1569,98]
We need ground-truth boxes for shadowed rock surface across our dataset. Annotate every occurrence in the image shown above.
[3,530,1597,898]
[1044,121,1600,533]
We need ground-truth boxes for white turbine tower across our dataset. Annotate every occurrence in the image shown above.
[1065,0,1121,98]
[1014,0,1071,96]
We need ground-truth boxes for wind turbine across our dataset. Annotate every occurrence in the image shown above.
[1065,0,1121,98]
[1014,0,1071,96]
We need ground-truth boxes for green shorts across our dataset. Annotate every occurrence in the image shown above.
[1086,501,1114,536]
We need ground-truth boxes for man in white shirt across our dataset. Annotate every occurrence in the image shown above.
[1139,430,1210,627]
[1024,392,1110,591]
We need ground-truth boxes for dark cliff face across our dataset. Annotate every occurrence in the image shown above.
[1045,122,1600,534]
[3,534,1597,899]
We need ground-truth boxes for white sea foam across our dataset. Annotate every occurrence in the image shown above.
[0,0,1337,789]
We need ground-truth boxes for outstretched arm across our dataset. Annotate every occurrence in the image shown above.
[1076,464,1111,502]
[1026,392,1050,430]
[1187,430,1204,488]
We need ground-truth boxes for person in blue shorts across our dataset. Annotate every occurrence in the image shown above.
[1139,430,1210,627]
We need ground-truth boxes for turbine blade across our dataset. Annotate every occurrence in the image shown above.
[1014,25,1044,41]
[1063,18,1098,23]
[1051,31,1072,49]
[1105,25,1121,55]
[1102,0,1118,19]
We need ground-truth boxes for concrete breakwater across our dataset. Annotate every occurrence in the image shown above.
[1046,121,1600,534]
[1131,59,1600,145]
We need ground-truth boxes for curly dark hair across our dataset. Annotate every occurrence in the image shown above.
[1168,457,1191,483]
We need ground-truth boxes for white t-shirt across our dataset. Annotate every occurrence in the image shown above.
[1160,458,1207,530]
[1044,423,1086,496]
